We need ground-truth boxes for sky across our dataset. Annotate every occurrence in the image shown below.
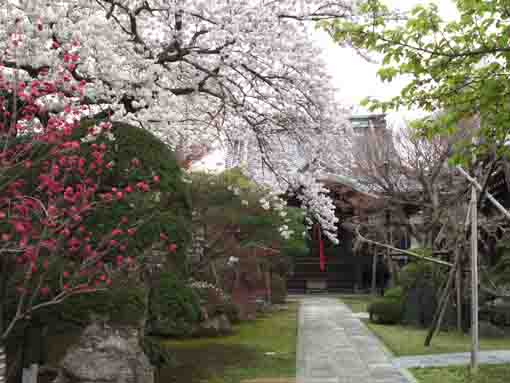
[195,0,458,171]
[312,0,458,108]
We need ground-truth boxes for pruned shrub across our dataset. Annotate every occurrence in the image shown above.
[399,259,443,292]
[148,273,201,337]
[271,274,287,304]
[384,286,404,301]
[368,298,403,325]
[59,283,146,326]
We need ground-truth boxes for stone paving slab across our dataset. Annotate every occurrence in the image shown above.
[297,297,412,383]
[241,379,295,383]
[394,350,510,369]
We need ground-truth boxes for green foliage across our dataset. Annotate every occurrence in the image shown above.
[79,120,192,270]
[271,274,287,304]
[369,284,405,324]
[492,240,510,286]
[368,298,403,325]
[59,283,146,326]
[189,168,308,263]
[148,272,201,337]
[399,258,442,291]
[322,0,510,162]
[384,286,404,301]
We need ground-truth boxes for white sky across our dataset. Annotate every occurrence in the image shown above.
[195,0,458,171]
[312,0,458,108]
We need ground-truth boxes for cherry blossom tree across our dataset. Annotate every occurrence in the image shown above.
[1,0,355,242]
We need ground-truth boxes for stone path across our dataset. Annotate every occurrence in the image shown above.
[296,297,412,383]
[394,350,510,369]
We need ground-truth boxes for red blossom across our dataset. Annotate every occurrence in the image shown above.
[111,228,123,237]
[0,29,162,341]
[167,243,178,253]
[136,182,150,192]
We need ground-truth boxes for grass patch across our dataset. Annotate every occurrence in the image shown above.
[412,364,510,383]
[339,294,375,313]
[160,303,298,383]
[366,321,510,356]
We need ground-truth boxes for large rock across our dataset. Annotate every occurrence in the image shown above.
[54,322,154,383]
[191,314,232,337]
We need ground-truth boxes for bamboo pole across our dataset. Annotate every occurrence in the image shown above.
[355,227,453,267]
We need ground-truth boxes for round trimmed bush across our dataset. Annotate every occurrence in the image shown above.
[148,273,201,337]
[368,298,403,325]
[59,283,146,326]
[384,286,404,301]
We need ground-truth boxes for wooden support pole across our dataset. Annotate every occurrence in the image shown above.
[456,265,463,332]
[470,182,479,373]
[424,250,459,346]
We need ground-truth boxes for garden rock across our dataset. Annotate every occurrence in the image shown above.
[54,322,153,383]
[191,314,232,337]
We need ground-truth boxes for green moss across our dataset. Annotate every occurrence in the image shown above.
[160,304,298,383]
[366,321,510,356]
[412,365,510,383]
